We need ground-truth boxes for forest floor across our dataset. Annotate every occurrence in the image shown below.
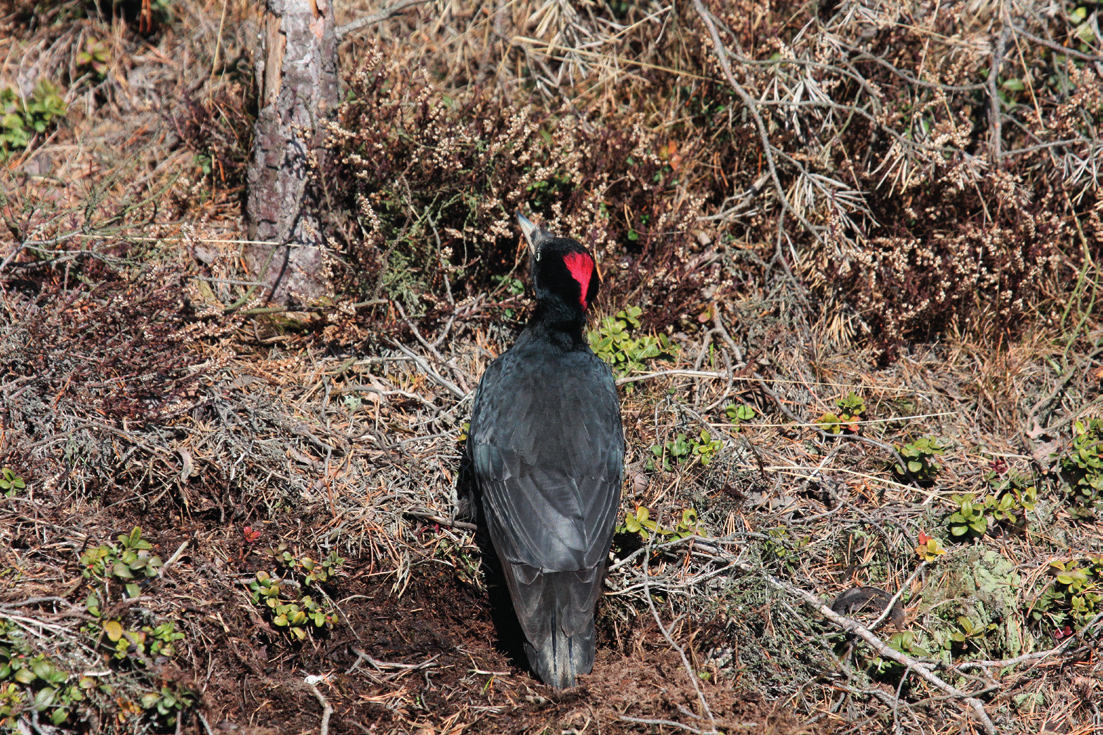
[1,1,1101,734]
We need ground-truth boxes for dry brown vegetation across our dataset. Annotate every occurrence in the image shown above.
[1,0,1102,733]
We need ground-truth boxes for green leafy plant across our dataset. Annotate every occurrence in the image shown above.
[760,526,810,568]
[984,461,1038,523]
[76,37,111,79]
[143,621,184,659]
[0,81,67,161]
[0,619,86,728]
[648,430,722,470]
[725,403,756,423]
[248,572,338,641]
[0,468,25,497]
[691,430,722,465]
[886,630,928,658]
[270,543,344,587]
[429,536,482,587]
[815,392,866,434]
[80,526,163,599]
[491,275,524,297]
[490,275,525,318]
[892,436,947,484]
[588,306,677,378]
[1056,418,1103,518]
[946,475,1037,540]
[89,605,184,663]
[1030,558,1103,635]
[947,494,989,539]
[619,505,660,540]
[914,532,946,562]
[949,615,998,654]
[139,684,194,727]
[247,545,345,641]
[71,529,192,728]
[648,432,690,471]
[671,508,702,538]
[617,507,703,543]
[84,577,184,667]
[864,630,929,680]
[0,681,24,729]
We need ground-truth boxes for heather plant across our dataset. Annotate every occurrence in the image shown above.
[324,3,1103,357]
[328,46,711,327]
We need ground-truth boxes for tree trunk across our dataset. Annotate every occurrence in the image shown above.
[245,0,338,306]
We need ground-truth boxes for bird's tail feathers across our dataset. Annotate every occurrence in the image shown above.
[525,605,595,689]
[519,567,601,688]
[501,561,604,689]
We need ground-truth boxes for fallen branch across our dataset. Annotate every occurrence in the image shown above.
[389,340,467,400]
[615,369,727,386]
[336,0,430,40]
[759,569,995,734]
[611,541,997,733]
[304,674,333,735]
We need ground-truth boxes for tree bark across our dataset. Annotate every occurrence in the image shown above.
[245,0,338,306]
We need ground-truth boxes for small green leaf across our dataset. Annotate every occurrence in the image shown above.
[103,620,124,641]
[32,687,57,710]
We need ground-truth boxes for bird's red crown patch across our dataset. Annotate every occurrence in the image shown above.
[562,252,594,309]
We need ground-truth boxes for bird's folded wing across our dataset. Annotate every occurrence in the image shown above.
[476,458,620,570]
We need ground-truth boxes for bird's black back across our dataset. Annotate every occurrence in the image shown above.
[470,331,623,571]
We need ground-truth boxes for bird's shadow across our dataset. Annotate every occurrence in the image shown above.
[455,456,530,675]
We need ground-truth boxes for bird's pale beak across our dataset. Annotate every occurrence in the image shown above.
[517,212,539,256]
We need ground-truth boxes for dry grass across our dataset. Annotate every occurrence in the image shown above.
[0,0,1101,733]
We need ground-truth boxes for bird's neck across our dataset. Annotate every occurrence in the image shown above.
[527,304,588,350]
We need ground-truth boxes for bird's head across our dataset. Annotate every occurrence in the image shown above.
[517,212,600,319]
